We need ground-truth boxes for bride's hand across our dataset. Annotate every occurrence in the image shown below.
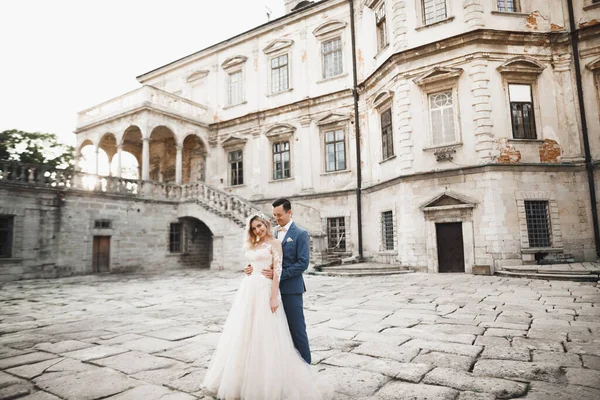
[270,296,279,313]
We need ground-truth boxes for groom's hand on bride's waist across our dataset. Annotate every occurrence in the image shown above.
[262,267,274,280]
[244,265,253,275]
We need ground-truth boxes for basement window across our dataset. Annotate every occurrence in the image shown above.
[94,219,112,229]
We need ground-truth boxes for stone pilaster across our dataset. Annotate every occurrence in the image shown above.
[552,53,583,160]
[469,57,495,161]
[391,0,408,51]
[396,78,413,170]
[463,0,485,30]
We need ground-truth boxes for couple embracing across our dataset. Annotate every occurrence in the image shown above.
[203,198,332,400]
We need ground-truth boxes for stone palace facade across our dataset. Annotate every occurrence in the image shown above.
[1,0,600,280]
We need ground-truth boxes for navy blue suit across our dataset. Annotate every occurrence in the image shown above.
[276,222,311,364]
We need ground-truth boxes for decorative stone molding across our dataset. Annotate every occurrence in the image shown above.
[413,67,464,89]
[420,191,477,212]
[312,20,347,38]
[552,54,571,72]
[391,0,407,51]
[396,78,413,171]
[470,59,495,161]
[221,135,247,150]
[433,146,457,162]
[263,39,294,55]
[186,70,209,83]
[496,56,545,78]
[221,56,248,71]
[372,89,394,109]
[586,56,600,71]
[315,112,351,127]
[298,115,312,127]
[263,123,296,141]
[364,0,382,8]
[463,0,485,30]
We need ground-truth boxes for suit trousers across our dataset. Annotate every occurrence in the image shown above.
[281,293,311,364]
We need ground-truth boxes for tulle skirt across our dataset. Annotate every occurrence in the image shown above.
[203,274,331,400]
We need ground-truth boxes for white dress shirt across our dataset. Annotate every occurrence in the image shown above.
[277,219,294,243]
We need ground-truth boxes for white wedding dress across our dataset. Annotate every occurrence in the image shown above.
[203,241,330,400]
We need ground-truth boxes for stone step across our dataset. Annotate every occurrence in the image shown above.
[308,269,415,277]
[503,267,596,275]
[496,270,600,282]
[319,264,408,272]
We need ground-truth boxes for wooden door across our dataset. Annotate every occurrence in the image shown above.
[93,236,110,273]
[436,223,465,273]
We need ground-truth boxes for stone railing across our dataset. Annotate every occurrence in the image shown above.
[0,161,260,226]
[76,85,210,129]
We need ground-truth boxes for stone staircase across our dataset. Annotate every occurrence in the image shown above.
[310,262,415,277]
[496,262,600,282]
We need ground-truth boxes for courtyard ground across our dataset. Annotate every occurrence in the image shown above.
[0,270,599,400]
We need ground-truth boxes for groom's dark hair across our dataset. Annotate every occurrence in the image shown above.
[272,197,291,212]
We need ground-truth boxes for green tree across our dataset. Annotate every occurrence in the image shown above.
[0,129,74,169]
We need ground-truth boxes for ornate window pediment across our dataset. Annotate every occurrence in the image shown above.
[263,39,294,55]
[221,56,248,71]
[221,135,247,150]
[186,70,209,83]
[264,123,296,141]
[420,192,477,211]
[365,0,383,8]
[497,57,545,76]
[316,112,351,126]
[586,56,600,72]
[313,20,347,38]
[373,89,394,108]
[413,67,463,88]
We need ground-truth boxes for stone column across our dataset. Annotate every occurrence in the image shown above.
[176,145,183,185]
[116,145,123,178]
[94,148,100,175]
[142,137,150,181]
[553,54,583,160]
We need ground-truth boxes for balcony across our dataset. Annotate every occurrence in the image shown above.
[76,85,211,130]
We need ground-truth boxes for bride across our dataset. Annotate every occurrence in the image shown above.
[202,212,330,400]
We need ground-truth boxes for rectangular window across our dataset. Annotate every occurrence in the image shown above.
[229,150,244,186]
[381,211,394,250]
[422,0,447,25]
[525,201,551,248]
[273,141,291,180]
[322,37,343,79]
[94,219,112,229]
[376,4,388,51]
[271,54,289,93]
[0,216,14,258]
[325,129,346,172]
[381,108,394,159]
[327,217,346,252]
[169,223,182,253]
[227,70,243,105]
[509,84,536,139]
[429,90,456,146]
[497,0,518,12]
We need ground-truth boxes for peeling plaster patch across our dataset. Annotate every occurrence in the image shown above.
[539,139,562,163]
[301,50,307,63]
[358,49,364,69]
[525,11,551,31]
[494,138,521,164]
[550,23,564,32]
[579,19,600,29]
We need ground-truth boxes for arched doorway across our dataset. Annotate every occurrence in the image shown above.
[150,126,177,182]
[174,217,213,268]
[182,134,207,183]
[121,126,143,178]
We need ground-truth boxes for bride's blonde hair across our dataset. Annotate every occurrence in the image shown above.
[244,212,273,249]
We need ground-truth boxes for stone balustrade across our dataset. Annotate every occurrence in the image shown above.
[0,161,260,224]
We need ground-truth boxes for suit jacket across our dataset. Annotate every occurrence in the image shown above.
[275,222,309,294]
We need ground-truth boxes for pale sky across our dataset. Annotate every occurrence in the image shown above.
[0,0,285,147]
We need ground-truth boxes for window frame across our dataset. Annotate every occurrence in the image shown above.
[380,107,395,160]
[272,140,291,180]
[0,215,14,259]
[270,53,291,94]
[381,210,395,251]
[420,0,449,26]
[508,83,537,140]
[426,88,460,148]
[169,222,183,253]
[524,200,552,248]
[327,217,346,252]
[321,36,344,80]
[375,2,388,52]
[227,69,244,106]
[228,149,244,186]
[496,0,520,12]
[324,128,347,173]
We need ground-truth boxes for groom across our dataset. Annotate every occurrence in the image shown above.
[244,198,311,364]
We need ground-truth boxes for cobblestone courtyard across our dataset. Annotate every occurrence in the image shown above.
[1,271,599,400]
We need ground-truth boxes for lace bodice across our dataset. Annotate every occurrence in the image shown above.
[245,241,283,278]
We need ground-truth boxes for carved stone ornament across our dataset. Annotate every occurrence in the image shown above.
[433,147,456,162]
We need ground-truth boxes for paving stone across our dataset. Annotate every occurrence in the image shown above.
[0,347,31,360]
[131,366,190,387]
[155,342,214,364]
[92,351,178,374]
[527,329,568,341]
[18,391,62,400]
[323,351,376,368]
[565,368,600,389]
[6,358,64,379]
[33,340,93,354]
[95,334,145,345]
[402,339,483,358]
[383,327,476,345]
[34,369,141,400]
[522,381,600,399]
[352,342,419,362]
[312,349,341,364]
[458,392,496,400]
[143,327,206,341]
[45,358,99,375]
[0,383,33,399]
[484,328,527,337]
[106,384,196,400]
[117,337,184,353]
[61,344,128,361]
[0,352,57,369]
[412,351,475,371]
[412,323,485,336]
[512,337,564,352]
[319,366,390,398]
[481,346,531,361]
[473,360,566,383]
[352,332,411,346]
[423,367,528,398]
[363,359,432,382]
[565,342,600,357]
[582,355,600,370]
[479,321,530,330]
[532,351,581,367]
[373,381,458,400]
[474,336,511,348]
